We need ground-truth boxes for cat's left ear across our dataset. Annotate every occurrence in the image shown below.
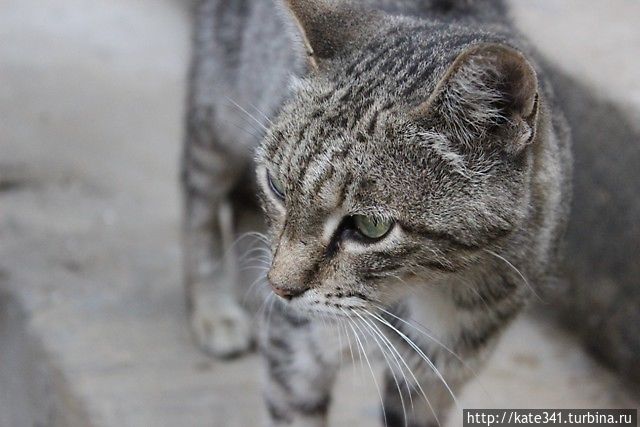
[413,43,540,154]
[279,0,379,70]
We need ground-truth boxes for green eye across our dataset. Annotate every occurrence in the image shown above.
[268,171,285,200]
[353,215,393,240]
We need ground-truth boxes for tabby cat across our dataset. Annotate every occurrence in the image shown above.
[181,0,634,425]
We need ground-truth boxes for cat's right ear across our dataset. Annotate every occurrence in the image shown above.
[279,0,379,70]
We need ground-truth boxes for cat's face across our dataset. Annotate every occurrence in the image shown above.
[255,3,539,317]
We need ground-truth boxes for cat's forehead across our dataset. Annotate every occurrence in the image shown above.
[278,23,503,130]
[258,23,511,215]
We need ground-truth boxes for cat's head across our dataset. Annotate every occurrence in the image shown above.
[255,0,541,317]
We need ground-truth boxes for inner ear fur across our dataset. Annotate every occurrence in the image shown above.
[415,43,540,154]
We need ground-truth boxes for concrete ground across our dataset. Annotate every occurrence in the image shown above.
[0,0,639,426]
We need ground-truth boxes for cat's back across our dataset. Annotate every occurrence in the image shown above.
[189,0,510,109]
[188,0,303,153]
[547,69,640,383]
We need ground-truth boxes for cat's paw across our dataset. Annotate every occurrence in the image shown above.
[190,296,252,358]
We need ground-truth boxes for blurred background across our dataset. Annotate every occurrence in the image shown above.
[0,0,639,426]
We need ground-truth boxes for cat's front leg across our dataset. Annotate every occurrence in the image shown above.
[382,366,465,427]
[181,120,251,357]
[182,192,252,358]
[260,303,338,427]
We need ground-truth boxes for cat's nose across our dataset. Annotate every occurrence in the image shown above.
[268,238,314,300]
[269,281,309,300]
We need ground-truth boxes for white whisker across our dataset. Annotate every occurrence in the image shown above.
[484,249,543,302]
[366,310,460,413]
[353,313,409,427]
[225,95,269,132]
[248,102,274,125]
[343,311,388,427]
[363,309,441,427]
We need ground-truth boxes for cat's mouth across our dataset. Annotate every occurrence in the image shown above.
[275,287,372,319]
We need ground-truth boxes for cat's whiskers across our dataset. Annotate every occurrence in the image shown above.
[238,257,270,268]
[237,258,270,278]
[204,231,267,276]
[341,316,358,378]
[459,277,495,314]
[227,119,264,143]
[204,84,269,135]
[263,295,278,341]
[366,314,450,425]
[372,304,462,364]
[239,261,270,269]
[238,260,271,272]
[357,313,424,413]
[342,310,388,427]
[236,245,271,265]
[242,273,269,305]
[213,232,271,277]
[344,311,366,381]
[371,303,495,404]
[239,249,271,261]
[364,309,461,414]
[352,313,410,427]
[224,95,269,133]
[318,309,331,345]
[233,230,268,244]
[256,292,275,331]
[483,249,544,302]
[326,310,350,369]
[360,309,441,427]
[332,312,345,368]
[248,102,274,126]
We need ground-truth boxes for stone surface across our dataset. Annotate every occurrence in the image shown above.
[1,1,638,426]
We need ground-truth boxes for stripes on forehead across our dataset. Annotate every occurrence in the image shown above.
[261,85,335,169]
[261,20,509,200]
[272,30,425,202]
[340,21,504,103]
[298,137,356,207]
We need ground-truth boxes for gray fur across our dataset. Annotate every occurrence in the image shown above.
[251,3,568,425]
[181,0,638,424]
[181,0,303,356]
[544,68,640,385]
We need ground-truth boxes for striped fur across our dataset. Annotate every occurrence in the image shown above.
[183,0,574,425]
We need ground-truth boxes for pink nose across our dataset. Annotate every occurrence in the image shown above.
[270,283,308,300]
